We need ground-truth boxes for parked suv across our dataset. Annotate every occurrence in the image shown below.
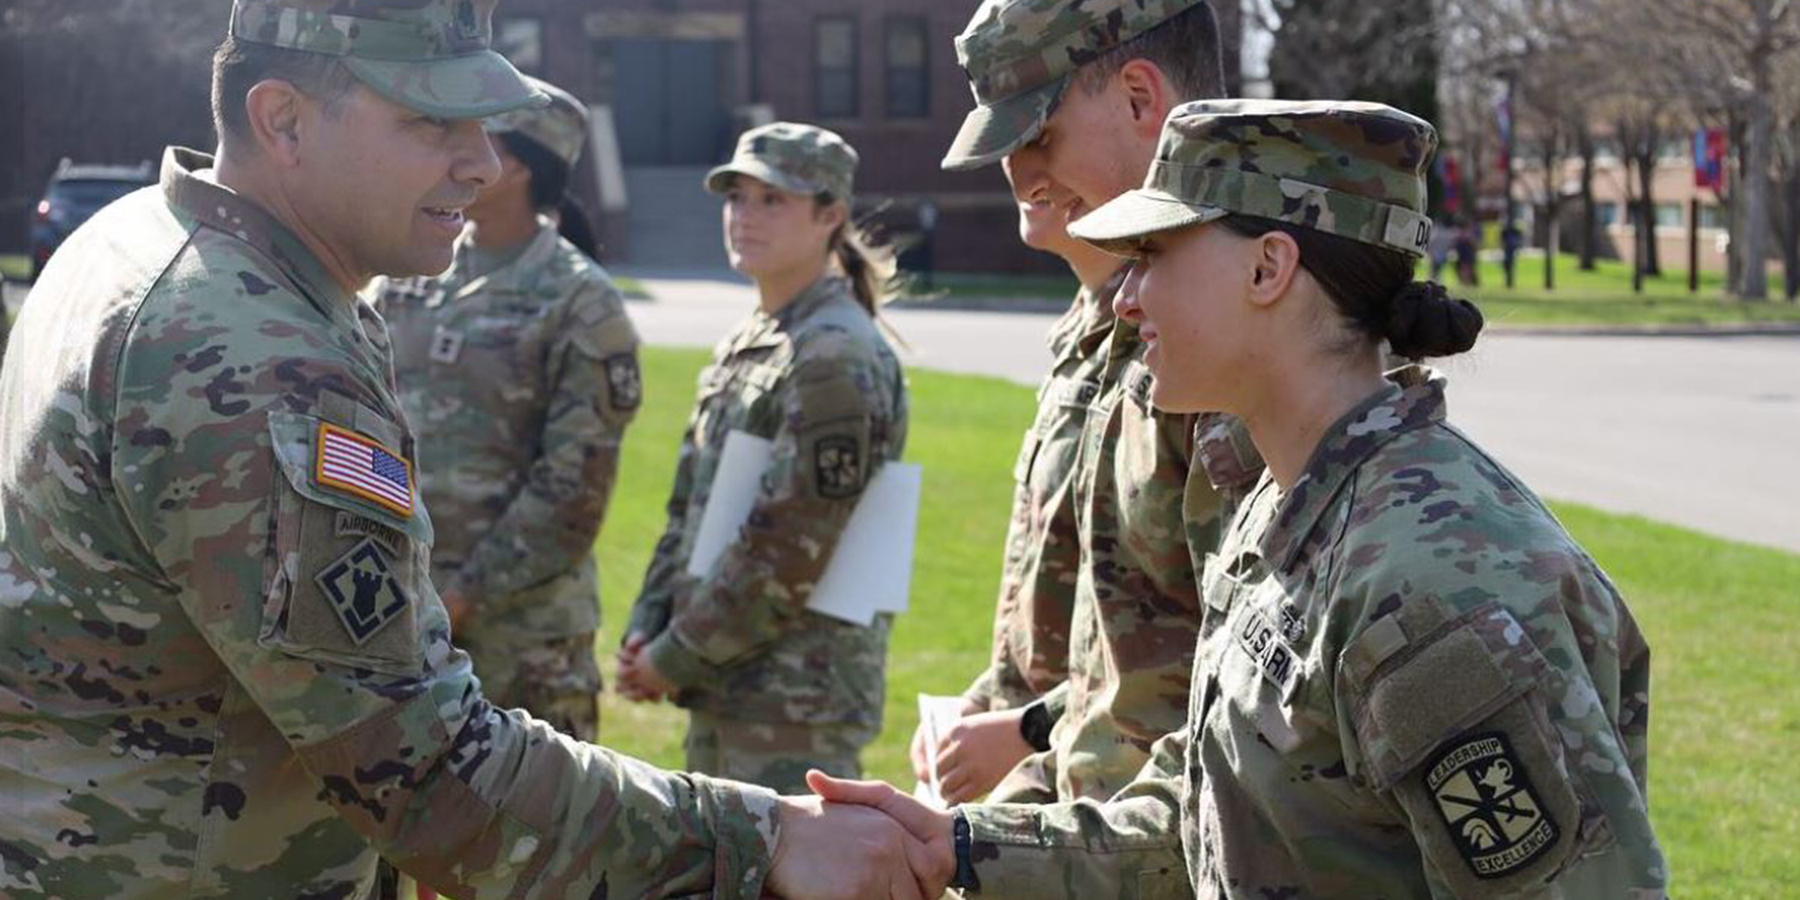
[29,158,154,280]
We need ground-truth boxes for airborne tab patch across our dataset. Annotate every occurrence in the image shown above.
[315,538,410,645]
[314,423,414,518]
[1427,732,1559,879]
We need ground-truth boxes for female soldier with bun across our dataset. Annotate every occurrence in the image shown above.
[817,99,1666,900]
[618,122,909,793]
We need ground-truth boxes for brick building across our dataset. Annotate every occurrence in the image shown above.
[489,0,1241,273]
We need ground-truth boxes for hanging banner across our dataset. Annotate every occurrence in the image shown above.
[1693,128,1726,191]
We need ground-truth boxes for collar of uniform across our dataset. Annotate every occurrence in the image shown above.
[1077,264,1127,356]
[771,273,853,329]
[1193,412,1264,497]
[1260,365,1449,572]
[159,146,351,316]
[445,214,560,301]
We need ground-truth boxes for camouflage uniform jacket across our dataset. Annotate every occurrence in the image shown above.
[961,367,1666,900]
[628,275,909,726]
[961,272,1119,715]
[0,148,778,900]
[1028,314,1262,803]
[374,218,640,638]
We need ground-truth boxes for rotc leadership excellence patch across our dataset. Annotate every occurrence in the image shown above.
[315,538,410,645]
[315,423,415,517]
[1426,731,1559,879]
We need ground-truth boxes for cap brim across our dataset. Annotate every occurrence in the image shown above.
[1066,189,1229,256]
[704,160,822,197]
[344,51,547,120]
[940,76,1066,172]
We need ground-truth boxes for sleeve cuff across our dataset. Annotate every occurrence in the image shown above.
[646,628,716,690]
[697,776,783,899]
[1040,681,1070,721]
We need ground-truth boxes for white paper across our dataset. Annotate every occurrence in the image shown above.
[687,430,921,626]
[912,693,969,808]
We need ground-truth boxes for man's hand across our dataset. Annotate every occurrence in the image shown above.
[613,631,673,703]
[934,707,1032,804]
[910,696,984,782]
[804,771,956,895]
[766,792,942,900]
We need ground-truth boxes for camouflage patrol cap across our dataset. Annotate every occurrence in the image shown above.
[704,122,858,202]
[1069,99,1439,257]
[944,0,1210,171]
[484,76,588,168]
[229,0,547,119]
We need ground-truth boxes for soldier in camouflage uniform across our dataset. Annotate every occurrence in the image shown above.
[918,0,1264,813]
[373,76,635,742]
[619,123,909,794]
[0,4,933,899]
[818,99,1669,900]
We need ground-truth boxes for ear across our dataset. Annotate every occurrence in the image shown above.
[244,79,307,167]
[1247,230,1302,309]
[1115,59,1172,142]
[816,198,849,231]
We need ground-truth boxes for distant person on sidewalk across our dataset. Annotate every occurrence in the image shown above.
[1455,218,1481,286]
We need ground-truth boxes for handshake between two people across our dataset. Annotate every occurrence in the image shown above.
[766,772,958,900]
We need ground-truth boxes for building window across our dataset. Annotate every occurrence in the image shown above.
[495,18,543,74]
[1624,202,1683,228]
[815,17,859,118]
[1698,204,1727,230]
[885,17,929,118]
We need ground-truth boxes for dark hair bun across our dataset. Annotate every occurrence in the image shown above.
[1384,281,1484,359]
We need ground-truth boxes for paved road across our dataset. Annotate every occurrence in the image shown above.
[624,273,1800,554]
[10,273,1793,552]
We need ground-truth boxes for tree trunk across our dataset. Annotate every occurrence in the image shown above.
[1785,170,1800,300]
[1543,133,1559,290]
[1577,127,1597,271]
[1742,99,1773,299]
[1635,147,1661,277]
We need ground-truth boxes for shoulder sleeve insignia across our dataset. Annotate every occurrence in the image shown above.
[604,353,643,413]
[814,434,865,499]
[314,423,415,518]
[1427,731,1560,879]
[314,537,411,645]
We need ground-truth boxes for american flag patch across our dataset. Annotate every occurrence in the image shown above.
[314,423,414,518]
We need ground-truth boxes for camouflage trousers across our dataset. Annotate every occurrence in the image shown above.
[462,629,602,742]
[683,711,877,794]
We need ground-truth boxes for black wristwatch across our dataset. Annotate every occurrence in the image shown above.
[1018,699,1053,752]
[950,808,982,893]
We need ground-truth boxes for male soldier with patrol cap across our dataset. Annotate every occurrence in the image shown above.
[0,2,936,898]
[913,0,1265,832]
[374,75,636,744]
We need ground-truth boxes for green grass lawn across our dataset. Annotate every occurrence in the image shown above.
[0,254,27,282]
[592,346,1795,896]
[1459,253,1800,327]
[901,253,1800,327]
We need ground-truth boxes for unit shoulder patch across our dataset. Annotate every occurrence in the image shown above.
[1426,731,1560,879]
[604,352,643,413]
[814,434,864,499]
[314,537,411,646]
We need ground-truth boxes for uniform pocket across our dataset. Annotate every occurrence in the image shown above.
[260,410,433,676]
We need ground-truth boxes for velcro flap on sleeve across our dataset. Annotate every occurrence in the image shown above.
[1349,603,1547,791]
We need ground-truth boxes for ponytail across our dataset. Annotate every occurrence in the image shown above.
[557,195,600,262]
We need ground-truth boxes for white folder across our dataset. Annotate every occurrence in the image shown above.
[686,430,921,626]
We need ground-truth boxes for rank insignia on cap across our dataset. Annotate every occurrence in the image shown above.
[1427,732,1559,879]
[605,353,643,412]
[315,537,410,645]
[429,326,464,364]
[814,435,864,499]
[315,423,415,518]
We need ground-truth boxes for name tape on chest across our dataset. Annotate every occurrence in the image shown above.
[314,423,415,518]
[1235,606,1301,699]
